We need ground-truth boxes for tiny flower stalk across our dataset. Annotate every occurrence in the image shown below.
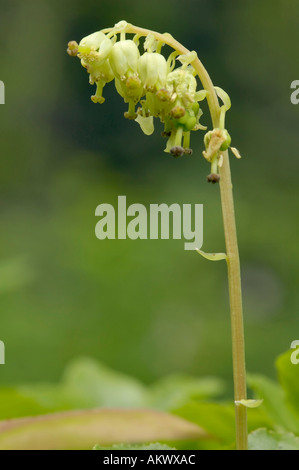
[67,20,248,450]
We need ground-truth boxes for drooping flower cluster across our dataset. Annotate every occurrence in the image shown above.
[67,20,240,180]
[67,21,208,157]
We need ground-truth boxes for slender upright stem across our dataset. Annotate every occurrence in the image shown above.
[104,22,248,450]
[219,151,248,450]
[189,50,248,451]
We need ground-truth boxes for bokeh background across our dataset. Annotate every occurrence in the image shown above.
[0,0,298,394]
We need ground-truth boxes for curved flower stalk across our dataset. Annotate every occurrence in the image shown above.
[67,20,248,450]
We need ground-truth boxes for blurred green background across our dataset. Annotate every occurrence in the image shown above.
[0,0,298,393]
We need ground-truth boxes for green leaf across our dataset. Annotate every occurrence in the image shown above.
[249,428,299,450]
[174,401,236,445]
[247,373,299,434]
[0,358,225,423]
[0,408,207,450]
[174,400,276,449]
[16,357,150,414]
[149,374,225,411]
[0,388,47,420]
[276,349,299,417]
[93,443,176,450]
[60,357,150,409]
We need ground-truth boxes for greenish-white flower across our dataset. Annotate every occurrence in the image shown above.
[76,31,115,103]
[109,40,140,80]
[78,31,114,81]
[78,31,112,55]
[138,52,168,92]
[109,39,143,116]
[166,68,197,105]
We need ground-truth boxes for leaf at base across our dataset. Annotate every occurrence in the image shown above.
[249,428,299,450]
[0,408,207,450]
[93,442,176,450]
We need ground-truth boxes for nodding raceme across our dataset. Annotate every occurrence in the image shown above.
[67,21,237,176]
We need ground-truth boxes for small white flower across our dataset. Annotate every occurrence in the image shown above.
[166,68,197,104]
[78,31,113,63]
[109,40,140,80]
[138,52,167,92]
[77,31,115,102]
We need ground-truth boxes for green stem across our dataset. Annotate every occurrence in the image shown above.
[219,151,248,450]
[175,126,183,147]
[108,22,248,450]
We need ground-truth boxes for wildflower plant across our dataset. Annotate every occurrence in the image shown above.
[67,20,250,450]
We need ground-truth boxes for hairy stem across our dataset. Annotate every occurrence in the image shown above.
[110,22,248,450]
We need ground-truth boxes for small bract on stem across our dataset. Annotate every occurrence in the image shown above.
[67,20,248,450]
